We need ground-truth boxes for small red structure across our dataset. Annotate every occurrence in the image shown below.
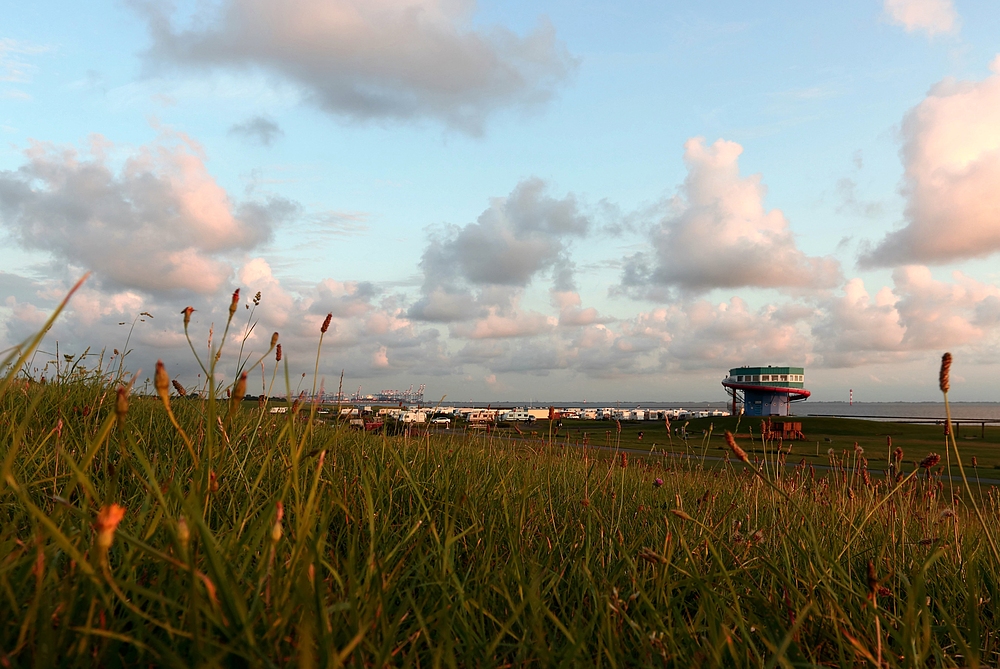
[760,419,805,441]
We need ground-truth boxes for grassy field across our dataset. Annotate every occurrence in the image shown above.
[503,414,1000,472]
[2,293,999,666]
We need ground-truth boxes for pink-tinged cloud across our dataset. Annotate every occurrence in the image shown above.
[372,345,390,369]
[812,278,907,367]
[893,265,1000,349]
[883,0,959,36]
[621,138,841,295]
[136,0,576,133]
[813,267,1000,366]
[861,57,1000,266]
[450,307,556,339]
[0,133,295,295]
[551,290,612,327]
[629,297,814,370]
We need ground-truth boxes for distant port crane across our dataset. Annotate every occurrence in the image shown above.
[350,383,426,404]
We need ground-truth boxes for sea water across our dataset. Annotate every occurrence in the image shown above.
[796,402,1000,421]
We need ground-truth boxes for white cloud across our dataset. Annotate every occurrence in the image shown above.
[620,138,841,297]
[134,0,577,133]
[0,258,445,390]
[409,178,590,322]
[0,132,295,295]
[7,260,1000,397]
[629,298,814,370]
[883,0,959,36]
[861,57,1000,266]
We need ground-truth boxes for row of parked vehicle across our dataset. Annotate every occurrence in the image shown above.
[329,405,732,430]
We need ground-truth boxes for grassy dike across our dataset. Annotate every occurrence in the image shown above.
[2,293,999,666]
[3,386,1000,666]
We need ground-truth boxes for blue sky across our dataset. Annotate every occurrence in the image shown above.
[2,0,1000,402]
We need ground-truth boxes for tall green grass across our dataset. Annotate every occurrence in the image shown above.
[1,291,998,666]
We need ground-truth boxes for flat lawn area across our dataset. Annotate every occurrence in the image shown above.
[497,415,1000,471]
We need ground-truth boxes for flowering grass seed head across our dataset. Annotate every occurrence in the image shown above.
[276,343,282,362]
[233,372,247,404]
[920,453,941,469]
[115,386,129,428]
[229,289,240,319]
[270,332,279,349]
[181,306,194,327]
[321,313,333,334]
[154,360,170,404]
[725,431,749,463]
[271,501,284,543]
[638,547,668,565]
[939,352,952,393]
[177,516,190,551]
[172,379,187,396]
[867,561,878,597]
[95,504,126,555]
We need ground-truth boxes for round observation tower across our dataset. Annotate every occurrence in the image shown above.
[721,366,810,417]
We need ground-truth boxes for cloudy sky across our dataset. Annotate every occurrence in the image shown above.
[2,0,1000,402]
